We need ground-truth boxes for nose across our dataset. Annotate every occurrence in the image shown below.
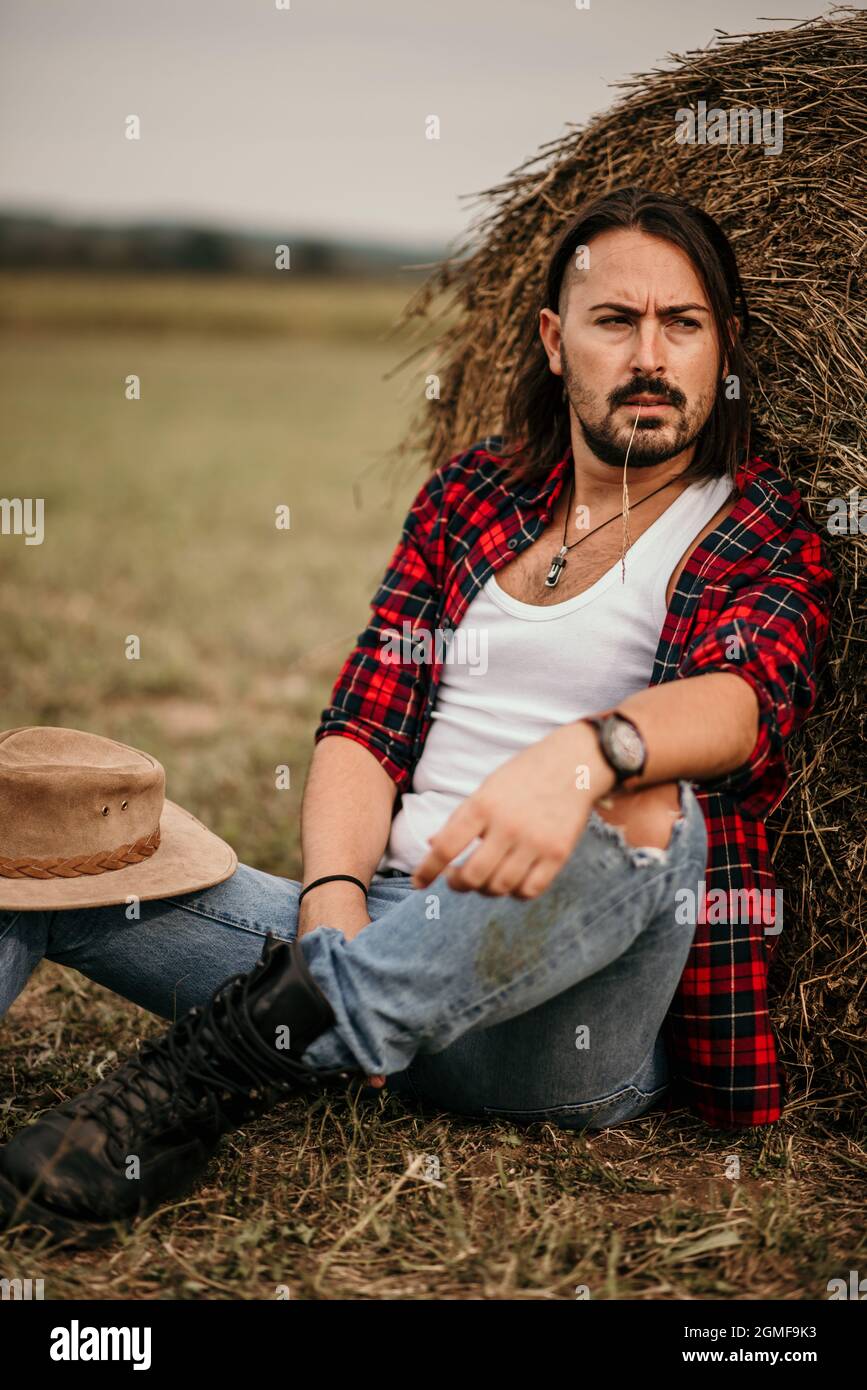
[629,321,667,380]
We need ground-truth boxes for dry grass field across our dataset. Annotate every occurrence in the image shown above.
[0,273,863,1300]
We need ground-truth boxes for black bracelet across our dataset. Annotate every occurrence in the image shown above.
[298,874,368,905]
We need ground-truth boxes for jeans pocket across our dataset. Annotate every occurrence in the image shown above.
[481,1079,670,1131]
[560,1080,670,1130]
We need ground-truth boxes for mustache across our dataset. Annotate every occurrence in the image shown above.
[608,378,687,410]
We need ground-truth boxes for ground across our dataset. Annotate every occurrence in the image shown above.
[0,273,862,1299]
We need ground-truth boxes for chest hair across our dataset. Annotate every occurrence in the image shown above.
[497,504,673,606]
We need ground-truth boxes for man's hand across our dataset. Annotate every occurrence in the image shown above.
[412,722,616,898]
[296,881,385,1089]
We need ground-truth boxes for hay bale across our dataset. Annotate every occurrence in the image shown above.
[394,7,866,1128]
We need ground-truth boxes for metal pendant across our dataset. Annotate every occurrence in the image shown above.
[544,546,568,588]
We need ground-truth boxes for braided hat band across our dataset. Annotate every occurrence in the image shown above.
[0,826,161,880]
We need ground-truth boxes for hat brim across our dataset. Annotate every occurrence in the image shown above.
[0,800,238,912]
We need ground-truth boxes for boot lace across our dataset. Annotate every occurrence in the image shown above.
[74,965,350,1160]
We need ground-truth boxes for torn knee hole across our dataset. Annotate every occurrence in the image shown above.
[594,782,683,852]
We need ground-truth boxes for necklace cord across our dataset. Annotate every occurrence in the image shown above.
[557,466,680,556]
[545,416,685,591]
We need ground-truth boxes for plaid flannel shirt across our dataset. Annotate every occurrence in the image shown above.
[315,440,835,1129]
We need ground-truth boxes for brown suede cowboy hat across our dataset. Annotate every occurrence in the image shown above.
[0,726,238,911]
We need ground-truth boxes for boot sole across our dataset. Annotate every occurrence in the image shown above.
[0,1170,134,1248]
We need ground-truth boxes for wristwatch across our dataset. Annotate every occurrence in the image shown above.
[582,712,647,787]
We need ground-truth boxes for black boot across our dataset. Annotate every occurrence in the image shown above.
[0,936,358,1245]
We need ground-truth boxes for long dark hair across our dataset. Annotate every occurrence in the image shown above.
[498,187,753,484]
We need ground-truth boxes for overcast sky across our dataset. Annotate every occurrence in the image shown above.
[1,0,830,248]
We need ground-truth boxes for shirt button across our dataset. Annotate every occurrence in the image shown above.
[507,538,518,550]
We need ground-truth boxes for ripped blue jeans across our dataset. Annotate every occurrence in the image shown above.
[0,781,707,1130]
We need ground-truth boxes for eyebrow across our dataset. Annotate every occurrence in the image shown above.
[589,302,710,316]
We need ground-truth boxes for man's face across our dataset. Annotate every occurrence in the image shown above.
[541,228,724,468]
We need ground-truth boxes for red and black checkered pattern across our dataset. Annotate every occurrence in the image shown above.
[316,441,835,1129]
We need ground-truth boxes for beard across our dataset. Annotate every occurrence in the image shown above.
[561,345,712,469]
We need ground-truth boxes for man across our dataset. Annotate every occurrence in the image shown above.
[0,187,833,1243]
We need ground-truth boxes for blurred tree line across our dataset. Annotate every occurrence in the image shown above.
[0,213,444,277]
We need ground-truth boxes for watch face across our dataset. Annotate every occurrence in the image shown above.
[608,720,644,774]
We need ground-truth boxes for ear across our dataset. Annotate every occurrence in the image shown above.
[539,307,564,378]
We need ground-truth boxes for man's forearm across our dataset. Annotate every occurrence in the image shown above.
[604,671,760,791]
[299,735,398,928]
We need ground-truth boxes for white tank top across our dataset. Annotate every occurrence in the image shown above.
[380,472,733,874]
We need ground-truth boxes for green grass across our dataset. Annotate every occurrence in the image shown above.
[0,286,427,872]
[0,270,428,341]
[0,275,863,1300]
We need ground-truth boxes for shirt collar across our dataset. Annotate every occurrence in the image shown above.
[509,445,572,509]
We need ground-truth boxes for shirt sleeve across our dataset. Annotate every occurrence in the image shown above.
[313,465,447,791]
[677,519,835,815]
